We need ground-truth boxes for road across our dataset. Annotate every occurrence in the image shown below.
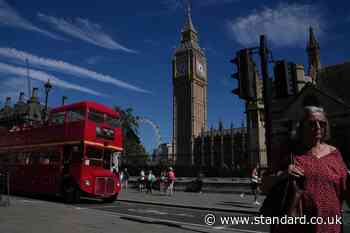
[77,199,267,233]
[1,195,349,233]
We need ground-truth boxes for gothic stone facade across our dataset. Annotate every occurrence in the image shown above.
[172,8,207,166]
[192,125,248,174]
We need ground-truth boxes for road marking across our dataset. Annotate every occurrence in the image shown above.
[127,208,167,215]
[127,208,195,217]
[213,226,226,230]
[76,207,268,233]
[144,209,168,215]
[21,200,39,203]
[175,213,195,217]
[20,199,45,204]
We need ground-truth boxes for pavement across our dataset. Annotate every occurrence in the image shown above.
[118,189,263,214]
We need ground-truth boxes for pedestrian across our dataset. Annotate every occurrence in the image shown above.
[122,168,129,192]
[251,164,260,205]
[194,172,203,193]
[166,167,176,196]
[139,169,145,192]
[146,170,156,194]
[271,106,350,233]
[119,169,124,185]
[160,170,167,193]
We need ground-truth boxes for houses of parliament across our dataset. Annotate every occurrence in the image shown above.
[171,6,350,173]
[171,6,249,174]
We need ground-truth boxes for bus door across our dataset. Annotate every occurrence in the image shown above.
[62,146,72,176]
[62,145,82,180]
[28,150,41,193]
[13,152,28,193]
[36,152,52,194]
[46,148,62,194]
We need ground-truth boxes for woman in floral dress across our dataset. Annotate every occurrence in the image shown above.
[274,106,349,233]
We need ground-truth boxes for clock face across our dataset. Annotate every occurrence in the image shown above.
[177,62,187,76]
[196,61,206,78]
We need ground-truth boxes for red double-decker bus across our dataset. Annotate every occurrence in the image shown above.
[0,100,122,203]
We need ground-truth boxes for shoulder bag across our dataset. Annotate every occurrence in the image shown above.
[260,153,304,217]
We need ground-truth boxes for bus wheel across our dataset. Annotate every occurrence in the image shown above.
[63,183,80,204]
[103,193,118,203]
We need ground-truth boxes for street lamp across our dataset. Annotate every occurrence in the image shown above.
[44,79,52,121]
[62,96,68,106]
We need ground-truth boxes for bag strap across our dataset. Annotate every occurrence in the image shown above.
[290,152,295,166]
[280,152,296,213]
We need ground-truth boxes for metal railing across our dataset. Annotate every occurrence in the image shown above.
[0,171,10,206]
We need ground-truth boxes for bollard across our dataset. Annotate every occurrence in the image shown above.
[0,172,3,206]
[0,172,10,207]
[0,173,2,203]
[6,172,10,206]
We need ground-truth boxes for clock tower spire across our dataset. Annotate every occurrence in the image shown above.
[180,1,200,51]
[172,2,208,167]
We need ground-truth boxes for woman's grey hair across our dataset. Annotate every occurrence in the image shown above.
[303,106,325,115]
[293,106,331,142]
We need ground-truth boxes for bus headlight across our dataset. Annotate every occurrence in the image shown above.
[84,179,92,186]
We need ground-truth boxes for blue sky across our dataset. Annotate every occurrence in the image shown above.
[0,0,349,153]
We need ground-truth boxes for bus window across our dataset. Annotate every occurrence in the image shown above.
[86,146,104,167]
[67,109,85,122]
[49,150,61,164]
[88,109,104,124]
[16,153,27,165]
[0,153,9,164]
[111,152,120,172]
[63,145,82,166]
[105,115,121,128]
[71,145,82,163]
[50,112,65,124]
[103,149,113,170]
[7,152,16,165]
[3,154,10,164]
[29,153,40,165]
[39,155,50,165]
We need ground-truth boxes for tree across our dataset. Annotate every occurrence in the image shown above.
[114,106,148,166]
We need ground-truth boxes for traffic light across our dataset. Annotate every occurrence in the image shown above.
[274,60,296,98]
[230,49,256,100]
[230,52,241,97]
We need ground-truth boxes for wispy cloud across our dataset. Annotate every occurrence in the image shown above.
[37,13,137,53]
[228,3,324,47]
[0,48,150,93]
[0,0,65,40]
[0,62,104,96]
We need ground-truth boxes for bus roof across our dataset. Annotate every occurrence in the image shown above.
[50,101,120,117]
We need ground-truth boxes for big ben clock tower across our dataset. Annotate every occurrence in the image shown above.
[172,5,208,166]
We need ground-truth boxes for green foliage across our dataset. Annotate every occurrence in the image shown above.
[114,106,148,165]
